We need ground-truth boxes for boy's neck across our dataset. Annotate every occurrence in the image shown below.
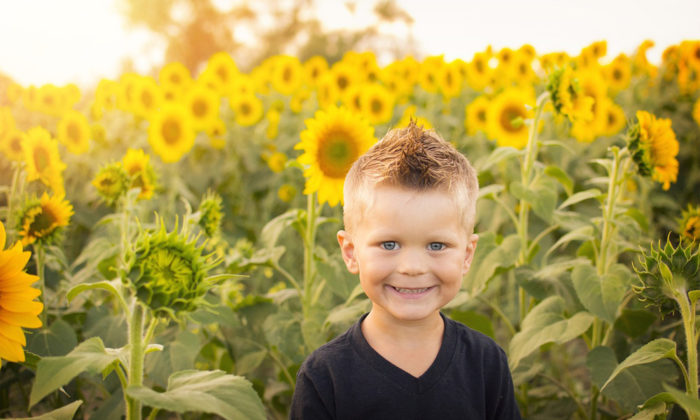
[361,309,445,377]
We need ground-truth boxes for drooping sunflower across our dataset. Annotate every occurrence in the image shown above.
[197,191,223,237]
[568,69,609,143]
[122,148,157,200]
[185,84,220,131]
[1,129,25,162]
[360,83,395,125]
[465,95,490,136]
[229,93,263,127]
[57,110,91,155]
[271,55,303,96]
[148,103,196,163]
[0,220,43,366]
[18,193,74,246]
[295,106,376,207]
[627,110,679,190]
[92,162,130,206]
[486,88,535,149]
[23,127,66,188]
[546,66,595,123]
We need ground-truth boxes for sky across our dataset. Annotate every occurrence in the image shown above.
[0,0,699,87]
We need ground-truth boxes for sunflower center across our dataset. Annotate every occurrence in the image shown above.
[193,99,208,118]
[283,67,292,83]
[10,136,22,153]
[240,103,252,116]
[141,90,154,109]
[217,67,229,83]
[33,146,51,170]
[67,122,81,143]
[337,75,349,91]
[162,119,182,145]
[170,73,181,84]
[28,207,57,236]
[613,69,623,81]
[500,105,526,133]
[475,59,484,73]
[371,98,383,114]
[318,131,358,178]
[477,109,486,122]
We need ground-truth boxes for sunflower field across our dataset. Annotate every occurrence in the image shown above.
[1,39,700,419]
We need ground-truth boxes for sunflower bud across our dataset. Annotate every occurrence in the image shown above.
[126,221,218,317]
[197,191,223,237]
[633,236,700,315]
[92,163,130,206]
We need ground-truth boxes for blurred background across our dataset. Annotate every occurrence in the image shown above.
[1,0,699,87]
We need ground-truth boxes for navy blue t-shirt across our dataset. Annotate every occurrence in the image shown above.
[290,313,521,419]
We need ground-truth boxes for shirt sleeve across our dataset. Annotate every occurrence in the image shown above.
[289,369,334,420]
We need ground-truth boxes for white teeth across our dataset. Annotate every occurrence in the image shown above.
[394,287,430,294]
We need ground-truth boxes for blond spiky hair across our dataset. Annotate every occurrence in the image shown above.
[343,120,479,233]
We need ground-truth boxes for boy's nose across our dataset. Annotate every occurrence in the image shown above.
[396,248,428,276]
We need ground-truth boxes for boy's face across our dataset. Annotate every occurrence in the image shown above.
[337,185,478,325]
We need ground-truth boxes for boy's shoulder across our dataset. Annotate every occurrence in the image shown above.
[298,317,360,373]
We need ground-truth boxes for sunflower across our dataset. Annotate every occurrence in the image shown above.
[206,118,227,149]
[148,103,196,163]
[316,73,340,109]
[197,191,223,237]
[277,184,297,203]
[627,110,679,190]
[0,220,43,366]
[342,83,364,115]
[266,151,287,173]
[159,61,192,91]
[465,51,493,91]
[185,84,220,131]
[23,127,66,189]
[92,162,129,206]
[360,83,394,125]
[509,53,537,87]
[290,88,311,113]
[679,205,700,244]
[633,40,658,77]
[57,110,91,154]
[600,99,626,137]
[465,95,490,136]
[330,63,357,97]
[605,54,632,94]
[230,93,263,127]
[117,73,142,112]
[271,55,303,96]
[204,52,239,94]
[569,69,609,142]
[295,106,377,207]
[546,66,595,123]
[418,56,445,94]
[539,52,570,73]
[132,77,163,119]
[486,88,534,149]
[94,79,119,113]
[303,55,329,87]
[265,108,281,140]
[18,193,73,246]
[1,129,25,162]
[438,61,463,99]
[35,84,65,116]
[122,148,157,200]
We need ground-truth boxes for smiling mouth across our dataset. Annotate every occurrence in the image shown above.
[391,286,432,294]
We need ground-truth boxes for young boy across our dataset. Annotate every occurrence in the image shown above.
[290,121,521,419]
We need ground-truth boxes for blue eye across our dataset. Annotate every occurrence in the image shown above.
[428,242,445,251]
[381,241,398,250]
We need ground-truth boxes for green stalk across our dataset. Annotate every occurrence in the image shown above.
[516,92,549,322]
[677,292,698,403]
[34,245,47,327]
[302,192,317,320]
[125,302,145,420]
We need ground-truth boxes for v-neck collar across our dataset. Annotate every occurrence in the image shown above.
[350,312,457,394]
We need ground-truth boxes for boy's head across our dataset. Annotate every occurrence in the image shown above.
[343,121,479,235]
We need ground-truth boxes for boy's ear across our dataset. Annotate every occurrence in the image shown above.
[337,230,359,274]
[462,234,479,274]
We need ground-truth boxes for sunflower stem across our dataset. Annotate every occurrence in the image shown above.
[125,301,146,420]
[33,244,47,328]
[302,193,318,335]
[677,291,699,403]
